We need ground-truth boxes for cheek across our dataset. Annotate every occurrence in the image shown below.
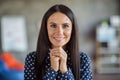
[47,29,54,38]
[65,31,72,38]
[67,29,72,35]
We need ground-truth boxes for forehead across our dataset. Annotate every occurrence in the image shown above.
[48,12,72,24]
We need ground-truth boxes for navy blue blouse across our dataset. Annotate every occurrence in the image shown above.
[24,51,93,80]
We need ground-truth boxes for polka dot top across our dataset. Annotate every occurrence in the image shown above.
[24,51,93,80]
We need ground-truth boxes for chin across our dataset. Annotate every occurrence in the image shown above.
[53,44,65,48]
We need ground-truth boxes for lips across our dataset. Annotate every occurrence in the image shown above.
[54,37,65,42]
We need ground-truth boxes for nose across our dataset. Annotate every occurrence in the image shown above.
[56,26,63,35]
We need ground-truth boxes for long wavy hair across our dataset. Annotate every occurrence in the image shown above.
[35,4,80,80]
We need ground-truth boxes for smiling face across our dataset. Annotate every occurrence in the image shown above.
[47,12,72,48]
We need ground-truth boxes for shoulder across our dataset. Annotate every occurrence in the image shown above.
[25,51,36,64]
[24,51,36,79]
[80,51,90,60]
[26,51,35,59]
[80,51,91,65]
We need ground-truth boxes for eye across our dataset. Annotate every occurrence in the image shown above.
[63,24,69,29]
[50,24,57,28]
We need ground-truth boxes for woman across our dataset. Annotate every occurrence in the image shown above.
[24,4,93,80]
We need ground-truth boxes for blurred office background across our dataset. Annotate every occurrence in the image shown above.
[0,0,120,80]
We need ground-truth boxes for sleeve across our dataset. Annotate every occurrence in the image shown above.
[24,52,36,80]
[43,67,58,80]
[60,68,75,80]
[80,52,93,80]
[42,54,58,80]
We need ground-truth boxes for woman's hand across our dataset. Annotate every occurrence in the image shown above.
[50,49,60,72]
[50,47,68,73]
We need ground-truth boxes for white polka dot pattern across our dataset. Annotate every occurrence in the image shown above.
[24,51,93,80]
[24,52,36,80]
[80,52,93,80]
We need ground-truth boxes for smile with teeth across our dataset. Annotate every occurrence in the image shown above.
[54,37,65,42]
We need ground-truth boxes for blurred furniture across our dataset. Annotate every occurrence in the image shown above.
[0,52,24,80]
[95,18,120,74]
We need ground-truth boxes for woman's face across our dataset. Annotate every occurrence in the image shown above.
[47,12,72,48]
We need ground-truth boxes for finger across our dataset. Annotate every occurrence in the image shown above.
[52,49,66,56]
[53,50,66,56]
[50,51,60,59]
[51,47,64,53]
[51,47,63,51]
[50,54,60,61]
[50,47,67,58]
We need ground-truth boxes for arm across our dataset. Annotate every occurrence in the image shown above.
[42,54,58,80]
[43,67,58,80]
[80,52,93,80]
[60,68,75,80]
[60,52,93,80]
[24,52,36,80]
[50,47,75,80]
[24,52,58,80]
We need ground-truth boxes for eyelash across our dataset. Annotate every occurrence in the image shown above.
[50,24,70,29]
[63,24,69,28]
[50,24,56,28]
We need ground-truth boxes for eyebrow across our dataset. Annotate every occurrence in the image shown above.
[49,22,56,24]
[63,23,70,25]
[49,22,71,25]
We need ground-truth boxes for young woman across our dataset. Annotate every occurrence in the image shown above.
[24,4,93,80]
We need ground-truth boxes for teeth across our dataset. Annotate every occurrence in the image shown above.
[54,37,64,40]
